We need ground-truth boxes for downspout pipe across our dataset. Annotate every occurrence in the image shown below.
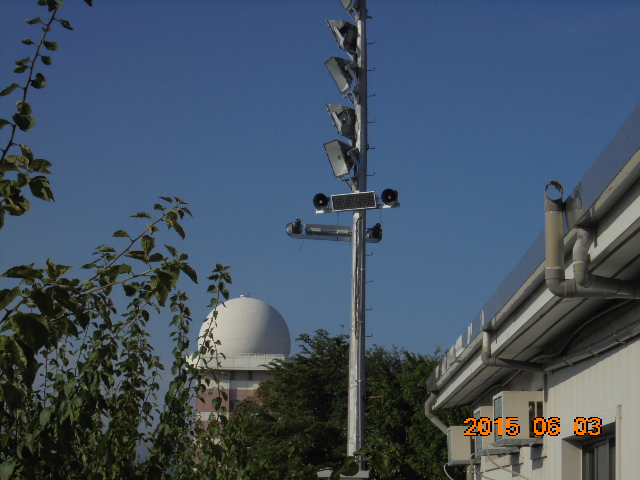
[424,392,449,435]
[481,331,544,372]
[544,181,640,299]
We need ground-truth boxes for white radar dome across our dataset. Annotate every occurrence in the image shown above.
[198,296,291,356]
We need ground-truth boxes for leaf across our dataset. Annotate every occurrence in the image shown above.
[112,230,130,238]
[26,17,44,25]
[45,258,71,279]
[29,158,53,173]
[58,19,73,30]
[12,65,27,74]
[165,211,185,239]
[42,40,58,51]
[31,72,46,89]
[0,287,21,310]
[122,284,137,297]
[39,407,52,427]
[41,55,52,65]
[180,264,198,284]
[159,196,173,203]
[28,176,54,201]
[124,250,146,262]
[17,101,32,115]
[12,114,36,132]
[0,119,9,129]
[21,38,34,45]
[148,253,164,263]
[11,312,50,352]
[84,0,93,5]
[30,289,55,317]
[0,460,16,480]
[1,264,42,280]
[0,83,20,96]
[118,263,132,274]
[164,244,178,257]
[131,211,151,219]
[141,234,156,255]
[20,144,34,162]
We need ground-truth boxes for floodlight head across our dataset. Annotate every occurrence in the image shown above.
[326,104,356,140]
[325,57,355,95]
[339,0,358,12]
[381,189,399,206]
[313,193,330,210]
[285,219,302,236]
[327,20,358,56]
[324,139,355,179]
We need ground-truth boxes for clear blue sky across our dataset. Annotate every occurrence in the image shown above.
[2,1,640,367]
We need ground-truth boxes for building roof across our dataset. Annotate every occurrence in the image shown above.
[198,296,291,357]
[427,103,640,409]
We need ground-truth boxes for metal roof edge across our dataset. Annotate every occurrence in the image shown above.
[427,102,640,392]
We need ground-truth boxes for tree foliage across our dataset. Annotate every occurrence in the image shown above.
[0,2,271,479]
[1,3,465,479]
[231,330,350,479]
[231,330,471,480]
[0,4,371,479]
[0,0,92,229]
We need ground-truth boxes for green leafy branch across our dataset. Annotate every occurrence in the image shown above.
[0,0,92,229]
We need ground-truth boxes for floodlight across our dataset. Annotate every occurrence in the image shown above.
[313,193,330,210]
[285,219,302,236]
[327,104,356,140]
[324,139,355,179]
[339,0,358,12]
[325,57,355,95]
[327,20,358,56]
[380,189,398,206]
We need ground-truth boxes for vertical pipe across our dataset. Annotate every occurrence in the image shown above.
[348,0,367,462]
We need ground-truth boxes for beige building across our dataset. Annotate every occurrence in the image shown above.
[427,104,640,480]
[196,296,291,424]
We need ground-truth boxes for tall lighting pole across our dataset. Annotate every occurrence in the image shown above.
[285,0,399,475]
[349,0,368,462]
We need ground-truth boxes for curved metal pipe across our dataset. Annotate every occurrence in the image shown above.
[544,316,640,372]
[424,392,449,435]
[481,331,544,371]
[544,181,640,299]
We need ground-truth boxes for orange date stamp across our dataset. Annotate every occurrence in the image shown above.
[463,416,602,437]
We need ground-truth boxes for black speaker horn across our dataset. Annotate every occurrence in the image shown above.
[313,193,330,209]
[380,189,398,206]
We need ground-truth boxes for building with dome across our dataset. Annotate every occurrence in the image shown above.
[196,296,291,421]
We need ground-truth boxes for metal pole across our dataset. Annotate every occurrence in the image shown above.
[348,0,367,463]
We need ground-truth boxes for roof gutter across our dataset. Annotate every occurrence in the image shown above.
[544,181,640,299]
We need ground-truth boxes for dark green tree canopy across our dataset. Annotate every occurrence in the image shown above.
[231,330,471,480]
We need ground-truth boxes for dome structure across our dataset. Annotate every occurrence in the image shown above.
[198,296,291,356]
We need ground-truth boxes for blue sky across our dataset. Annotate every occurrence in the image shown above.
[2,0,640,367]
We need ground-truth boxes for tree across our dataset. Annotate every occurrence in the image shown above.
[366,346,470,479]
[0,0,93,229]
[231,330,471,480]
[0,3,258,479]
[231,330,350,479]
[0,5,366,479]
